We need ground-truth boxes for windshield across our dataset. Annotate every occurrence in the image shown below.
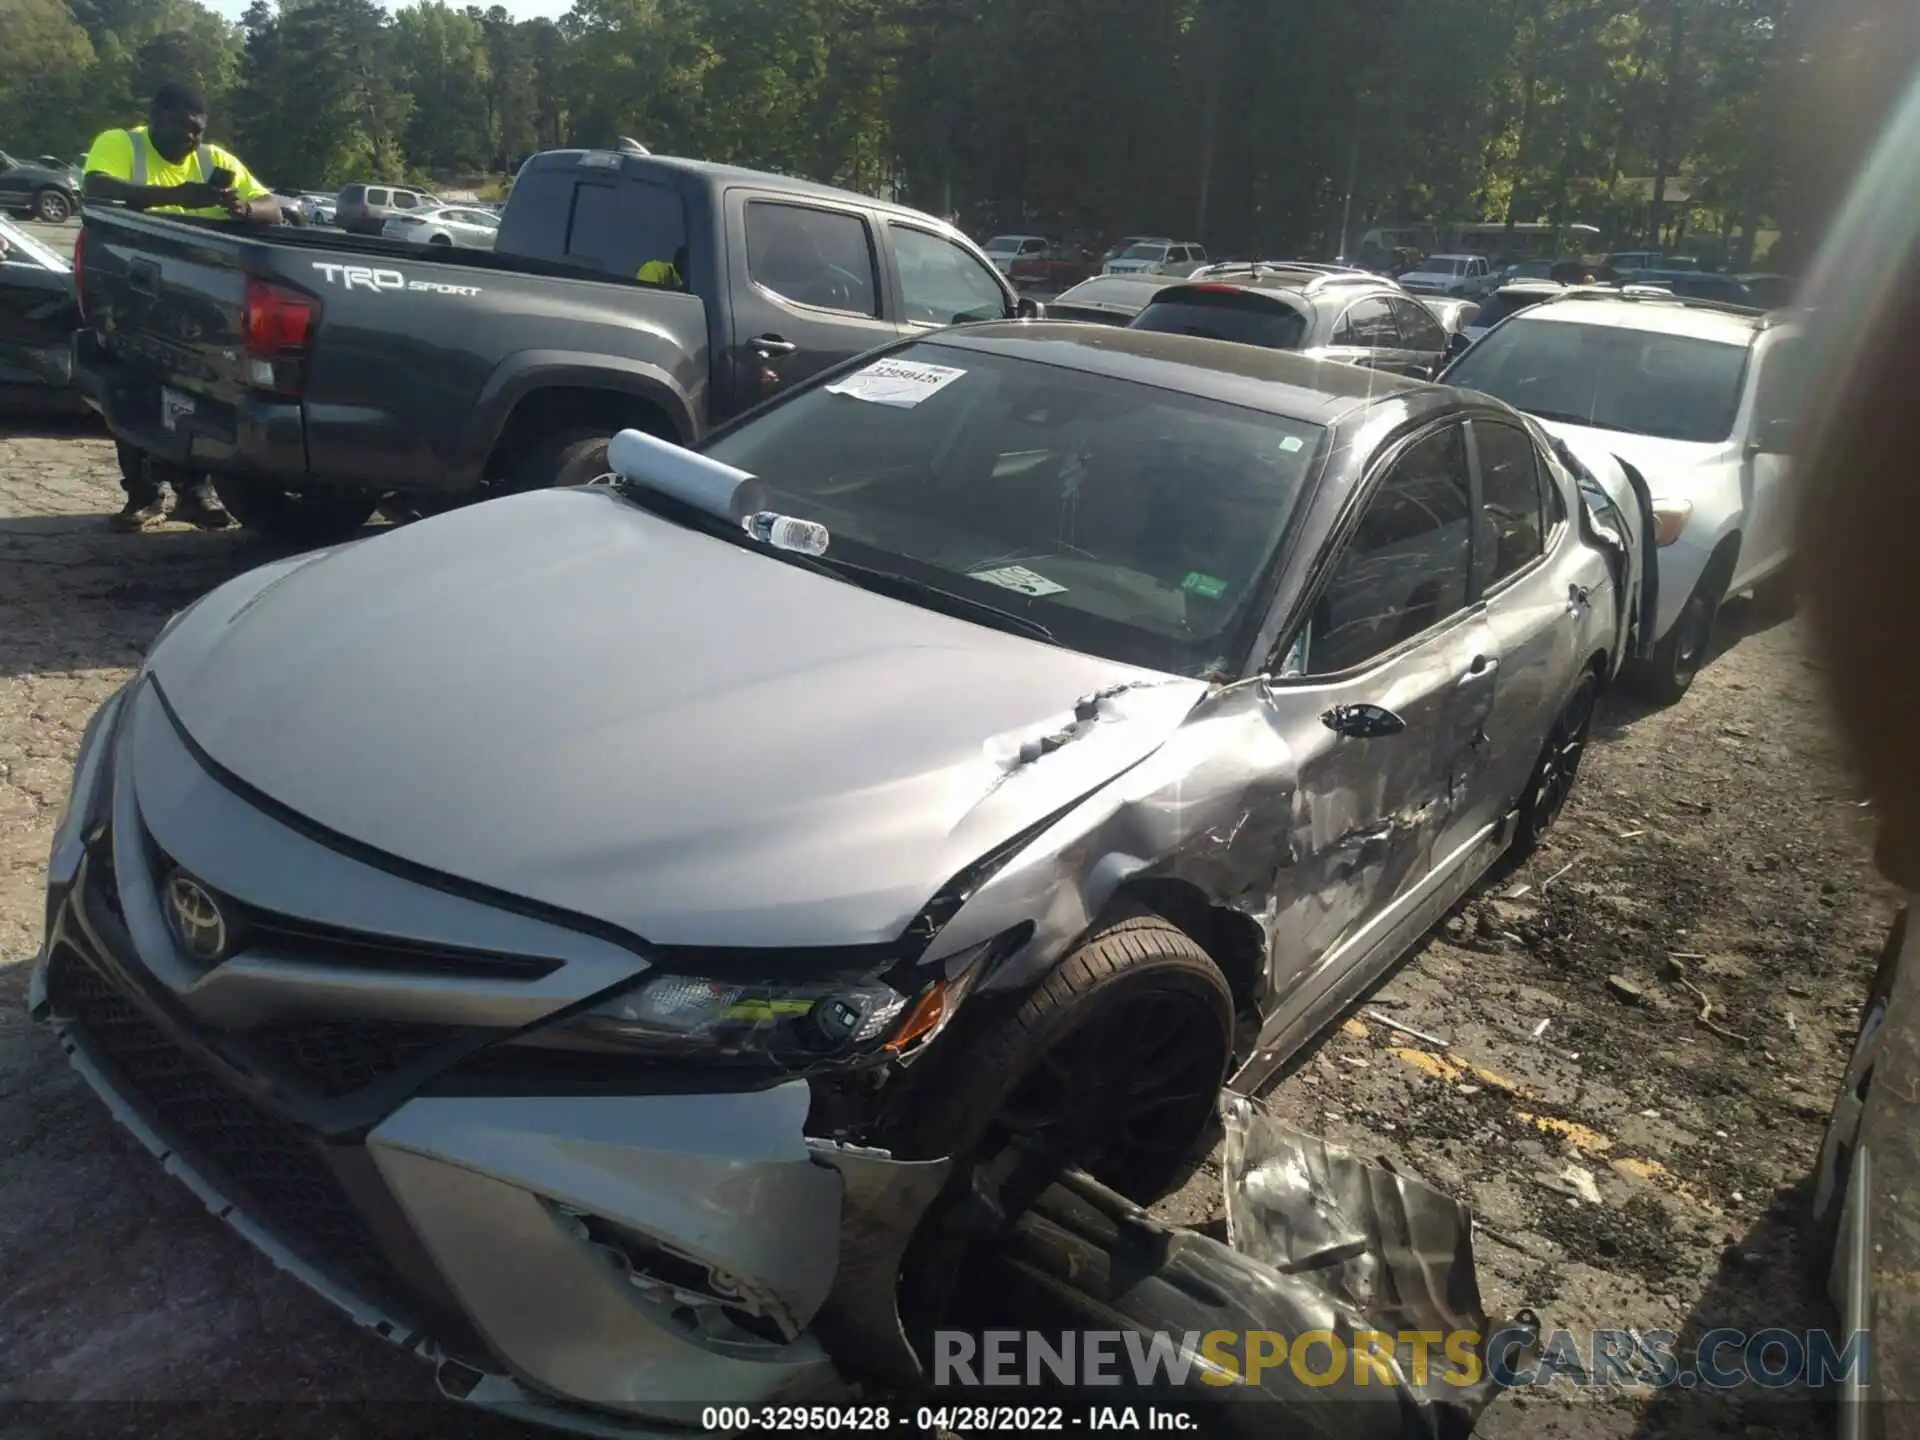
[700,342,1327,675]
[1129,293,1309,351]
[1447,316,1750,443]
[1121,244,1168,260]
[985,236,1025,252]
[1425,257,1472,275]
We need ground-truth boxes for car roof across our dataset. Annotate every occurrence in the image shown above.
[928,322,1447,425]
[1513,292,1770,341]
[1494,280,1568,295]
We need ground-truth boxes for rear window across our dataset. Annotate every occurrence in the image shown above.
[1128,291,1309,351]
[338,184,365,203]
[496,167,689,280]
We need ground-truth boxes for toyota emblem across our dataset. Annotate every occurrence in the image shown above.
[164,870,229,963]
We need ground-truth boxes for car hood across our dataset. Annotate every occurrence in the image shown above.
[1532,420,1728,501]
[148,489,1208,950]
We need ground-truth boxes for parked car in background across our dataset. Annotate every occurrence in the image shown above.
[1419,295,1481,340]
[982,233,1051,275]
[34,318,1632,1429]
[1043,271,1170,324]
[1461,279,1567,342]
[382,203,501,249]
[1617,269,1757,306]
[1733,272,1796,309]
[1102,239,1208,277]
[1126,262,1456,378]
[334,182,442,235]
[1442,288,1803,702]
[1101,234,1172,265]
[75,147,1026,544]
[0,213,83,410]
[1008,241,1100,292]
[0,149,81,223]
[1493,259,1559,284]
[1396,253,1493,297]
[1604,250,1698,273]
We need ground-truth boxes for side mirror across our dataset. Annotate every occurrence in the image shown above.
[1016,296,1047,321]
[1754,415,1795,455]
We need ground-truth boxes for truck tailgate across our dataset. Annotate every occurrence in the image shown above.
[81,216,253,407]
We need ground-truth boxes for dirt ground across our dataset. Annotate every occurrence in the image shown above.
[0,426,1894,1436]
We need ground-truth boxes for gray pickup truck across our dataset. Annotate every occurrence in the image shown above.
[74,149,1028,542]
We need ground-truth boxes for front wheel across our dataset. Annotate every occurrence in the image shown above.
[211,476,378,546]
[890,907,1235,1204]
[35,188,73,223]
[1625,580,1720,705]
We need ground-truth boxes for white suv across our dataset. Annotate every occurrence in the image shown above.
[1441,289,1801,702]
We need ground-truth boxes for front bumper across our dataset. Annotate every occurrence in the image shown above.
[29,686,950,1430]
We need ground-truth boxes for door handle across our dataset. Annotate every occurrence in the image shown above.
[1321,703,1407,739]
[1567,583,1591,614]
[1468,653,1492,675]
[750,334,798,357]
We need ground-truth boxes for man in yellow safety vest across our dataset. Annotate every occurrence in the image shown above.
[82,82,281,529]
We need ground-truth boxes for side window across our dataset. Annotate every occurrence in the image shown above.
[890,226,1010,326]
[1305,425,1473,675]
[565,179,690,281]
[1334,296,1399,349]
[1191,245,1208,261]
[745,200,879,317]
[392,191,419,210]
[1390,297,1447,352]
[365,188,389,207]
[1472,419,1548,589]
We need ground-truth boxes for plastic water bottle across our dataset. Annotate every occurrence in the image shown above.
[743,511,830,556]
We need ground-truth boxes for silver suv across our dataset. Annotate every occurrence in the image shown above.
[334,181,441,236]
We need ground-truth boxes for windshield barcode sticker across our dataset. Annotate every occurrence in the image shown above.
[970,564,1067,597]
[825,359,967,408]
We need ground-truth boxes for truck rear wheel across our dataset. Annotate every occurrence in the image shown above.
[211,476,378,546]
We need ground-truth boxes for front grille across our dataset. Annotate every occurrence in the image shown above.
[248,1019,462,1099]
[46,949,414,1313]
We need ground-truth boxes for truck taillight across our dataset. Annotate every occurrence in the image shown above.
[242,277,319,393]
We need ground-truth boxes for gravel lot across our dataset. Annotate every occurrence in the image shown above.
[0,426,1894,1435]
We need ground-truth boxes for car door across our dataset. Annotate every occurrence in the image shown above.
[1323,295,1403,371]
[1458,415,1581,848]
[1388,296,1450,378]
[0,155,27,212]
[1258,420,1498,1023]
[725,193,898,415]
[1735,329,1802,587]
[886,223,1015,329]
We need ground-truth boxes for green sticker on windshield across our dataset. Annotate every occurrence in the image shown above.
[1182,572,1229,599]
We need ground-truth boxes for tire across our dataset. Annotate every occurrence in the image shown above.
[282,207,308,228]
[510,428,620,493]
[210,475,378,546]
[35,188,73,223]
[1625,578,1720,705]
[1510,671,1598,859]
[892,906,1235,1204]
[429,234,452,246]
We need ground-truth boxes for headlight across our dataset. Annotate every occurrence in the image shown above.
[519,931,1019,1069]
[1652,498,1694,546]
